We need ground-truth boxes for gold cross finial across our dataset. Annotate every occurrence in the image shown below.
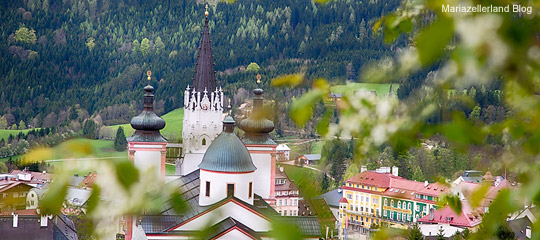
[205,4,209,16]
[147,70,152,81]
[256,74,262,84]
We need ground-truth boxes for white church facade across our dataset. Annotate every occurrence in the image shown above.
[123,7,321,240]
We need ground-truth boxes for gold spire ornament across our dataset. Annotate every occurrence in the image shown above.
[227,98,232,115]
[205,4,209,16]
[256,74,262,84]
[147,70,152,81]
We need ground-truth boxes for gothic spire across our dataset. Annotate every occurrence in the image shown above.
[193,4,217,92]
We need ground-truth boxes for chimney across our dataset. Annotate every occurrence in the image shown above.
[40,215,48,227]
[392,166,399,177]
[12,213,18,228]
[526,226,531,239]
[424,181,429,187]
[361,166,367,173]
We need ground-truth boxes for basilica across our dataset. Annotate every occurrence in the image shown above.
[123,7,321,240]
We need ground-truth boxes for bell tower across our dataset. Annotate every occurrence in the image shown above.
[179,5,224,176]
[239,74,278,204]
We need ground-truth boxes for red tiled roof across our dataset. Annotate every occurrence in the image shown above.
[0,209,38,216]
[10,170,53,182]
[345,171,403,188]
[418,201,481,227]
[81,172,97,189]
[416,182,449,197]
[339,197,349,203]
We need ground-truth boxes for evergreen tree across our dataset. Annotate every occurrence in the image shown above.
[140,38,150,55]
[114,127,128,151]
[437,228,445,240]
[154,36,165,54]
[495,224,516,240]
[411,166,425,182]
[408,224,424,240]
[82,119,97,139]
[69,108,79,121]
[321,172,329,192]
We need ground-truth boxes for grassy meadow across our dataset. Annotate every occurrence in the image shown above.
[331,82,399,97]
[105,108,184,142]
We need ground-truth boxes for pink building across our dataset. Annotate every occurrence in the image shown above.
[274,167,300,216]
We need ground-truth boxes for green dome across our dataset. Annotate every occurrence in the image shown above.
[199,117,256,172]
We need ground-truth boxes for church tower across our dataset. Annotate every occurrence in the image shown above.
[127,71,168,178]
[179,5,224,176]
[239,75,278,203]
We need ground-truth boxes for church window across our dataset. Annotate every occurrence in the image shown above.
[205,181,211,197]
[249,182,253,198]
[202,138,207,146]
[227,183,235,196]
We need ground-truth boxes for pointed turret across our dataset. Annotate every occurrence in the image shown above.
[193,4,216,92]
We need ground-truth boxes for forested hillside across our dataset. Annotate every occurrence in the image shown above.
[0,0,405,128]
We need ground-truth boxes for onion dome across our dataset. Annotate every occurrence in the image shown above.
[127,82,167,143]
[199,116,256,172]
[483,171,495,183]
[239,80,276,145]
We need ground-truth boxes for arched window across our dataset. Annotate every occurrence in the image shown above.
[398,201,402,208]
[384,199,387,206]
[408,203,412,210]
[391,200,394,207]
[202,138,207,146]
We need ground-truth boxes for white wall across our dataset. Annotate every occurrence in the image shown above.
[250,153,271,199]
[217,228,254,240]
[177,153,204,176]
[182,88,223,155]
[199,170,255,206]
[134,151,162,177]
[419,223,463,237]
[176,201,272,232]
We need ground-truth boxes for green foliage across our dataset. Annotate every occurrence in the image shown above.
[411,166,425,182]
[140,38,150,55]
[113,126,127,151]
[114,158,139,190]
[320,172,329,192]
[86,37,96,51]
[246,62,260,72]
[407,224,424,240]
[154,36,165,54]
[437,228,445,240]
[132,39,140,53]
[0,161,7,173]
[495,224,516,240]
[322,139,351,182]
[82,119,97,139]
[0,116,7,129]
[14,26,37,44]
[415,16,454,66]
